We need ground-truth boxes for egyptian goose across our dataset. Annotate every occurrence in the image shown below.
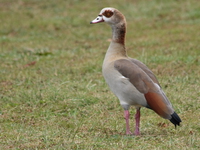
[90,7,181,135]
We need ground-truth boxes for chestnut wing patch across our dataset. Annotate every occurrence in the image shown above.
[145,92,171,119]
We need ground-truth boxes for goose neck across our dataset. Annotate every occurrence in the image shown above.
[111,22,126,45]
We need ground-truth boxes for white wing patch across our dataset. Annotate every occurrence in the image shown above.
[155,83,161,89]
[121,76,127,79]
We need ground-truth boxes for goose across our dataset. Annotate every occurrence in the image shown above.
[90,7,181,135]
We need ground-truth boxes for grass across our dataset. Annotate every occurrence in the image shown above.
[0,0,200,149]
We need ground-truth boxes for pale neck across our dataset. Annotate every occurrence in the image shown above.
[103,42,127,63]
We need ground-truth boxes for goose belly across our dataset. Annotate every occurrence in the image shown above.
[103,69,147,107]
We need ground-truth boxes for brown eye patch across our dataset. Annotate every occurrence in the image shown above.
[103,10,114,18]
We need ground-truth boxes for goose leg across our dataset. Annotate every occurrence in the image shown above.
[124,110,132,135]
[134,108,141,135]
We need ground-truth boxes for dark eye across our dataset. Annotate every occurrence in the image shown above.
[97,18,99,20]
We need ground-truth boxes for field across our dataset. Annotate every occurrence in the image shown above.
[0,0,200,149]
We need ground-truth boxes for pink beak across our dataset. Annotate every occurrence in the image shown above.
[90,15,104,24]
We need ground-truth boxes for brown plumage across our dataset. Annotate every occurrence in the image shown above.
[90,7,181,135]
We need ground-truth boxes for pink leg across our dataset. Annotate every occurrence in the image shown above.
[134,108,140,135]
[124,110,132,135]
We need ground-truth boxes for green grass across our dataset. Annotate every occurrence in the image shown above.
[0,0,200,149]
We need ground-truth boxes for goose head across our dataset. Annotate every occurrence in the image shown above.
[90,7,125,25]
[90,7,126,45]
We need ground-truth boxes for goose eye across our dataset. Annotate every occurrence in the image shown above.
[103,10,113,18]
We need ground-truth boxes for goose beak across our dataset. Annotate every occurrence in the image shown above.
[90,15,104,24]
